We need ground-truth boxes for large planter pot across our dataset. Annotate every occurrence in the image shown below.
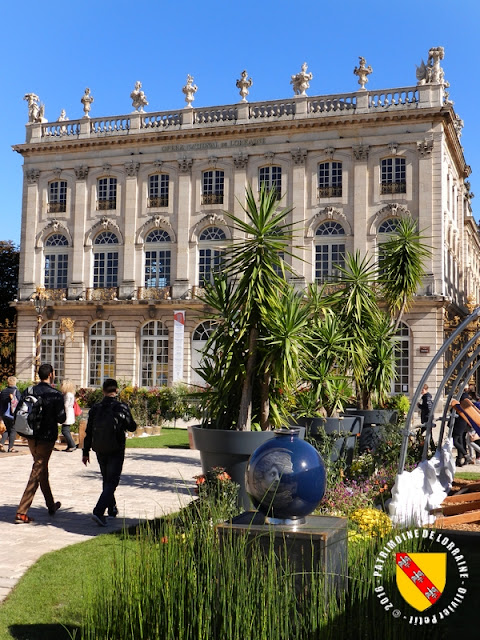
[191,426,305,511]
[344,409,397,454]
[298,416,363,466]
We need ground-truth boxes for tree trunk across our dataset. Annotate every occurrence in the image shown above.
[237,326,258,430]
[260,369,271,431]
[393,296,408,333]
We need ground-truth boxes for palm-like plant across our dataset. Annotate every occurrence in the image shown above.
[379,216,431,331]
[196,185,311,430]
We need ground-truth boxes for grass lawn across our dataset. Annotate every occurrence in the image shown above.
[125,426,190,449]
[0,534,126,640]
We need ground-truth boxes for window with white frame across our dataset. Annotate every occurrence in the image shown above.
[148,174,169,208]
[259,166,282,199]
[191,321,215,387]
[380,158,406,194]
[93,231,119,289]
[202,170,224,205]
[198,226,226,286]
[48,180,67,213]
[97,177,117,210]
[40,321,64,382]
[44,234,68,289]
[89,320,116,386]
[392,322,410,394]
[377,217,400,274]
[140,320,169,387]
[315,221,346,282]
[145,229,171,288]
[318,162,342,198]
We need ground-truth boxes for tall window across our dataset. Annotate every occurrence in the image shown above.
[191,321,215,387]
[145,229,171,288]
[44,234,68,289]
[381,158,406,194]
[140,321,169,387]
[318,162,342,198]
[315,221,346,282]
[97,177,117,210]
[199,226,226,286]
[378,217,400,274]
[93,231,119,288]
[202,170,224,205]
[392,322,410,394]
[89,321,116,386]
[48,180,67,213]
[259,166,282,199]
[40,321,64,382]
[148,174,169,207]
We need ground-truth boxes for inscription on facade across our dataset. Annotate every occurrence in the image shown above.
[161,138,265,153]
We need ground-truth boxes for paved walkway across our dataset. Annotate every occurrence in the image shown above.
[0,444,201,603]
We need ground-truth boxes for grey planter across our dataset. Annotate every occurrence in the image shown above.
[344,409,398,454]
[295,416,363,466]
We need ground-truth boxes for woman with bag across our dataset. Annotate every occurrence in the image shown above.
[0,376,21,452]
[60,379,78,452]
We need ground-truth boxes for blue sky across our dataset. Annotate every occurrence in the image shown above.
[2,0,480,245]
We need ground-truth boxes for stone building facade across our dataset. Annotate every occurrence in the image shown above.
[12,53,480,397]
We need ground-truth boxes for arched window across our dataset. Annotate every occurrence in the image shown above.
[318,162,342,198]
[40,320,64,382]
[202,170,224,205]
[392,322,410,394]
[191,321,215,387]
[89,321,116,386]
[377,218,400,274]
[93,231,119,288]
[140,321,168,387]
[48,180,67,213]
[148,174,169,208]
[44,234,68,289]
[314,221,345,282]
[145,229,171,288]
[378,218,400,234]
[198,226,226,286]
[259,166,282,199]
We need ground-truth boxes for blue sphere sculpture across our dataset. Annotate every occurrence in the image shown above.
[245,428,326,524]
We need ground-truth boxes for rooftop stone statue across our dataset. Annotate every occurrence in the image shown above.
[131,81,149,112]
[290,62,313,96]
[182,75,198,107]
[416,46,447,85]
[23,93,46,123]
[81,88,94,118]
[236,70,253,102]
[353,56,373,90]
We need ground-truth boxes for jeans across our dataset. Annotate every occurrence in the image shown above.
[17,439,56,514]
[0,416,17,450]
[94,450,125,517]
[61,424,76,449]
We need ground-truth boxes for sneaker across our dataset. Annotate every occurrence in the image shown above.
[48,501,61,516]
[15,513,34,524]
[108,507,119,518]
[91,513,107,527]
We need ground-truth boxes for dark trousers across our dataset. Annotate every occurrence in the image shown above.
[61,424,76,449]
[453,430,467,458]
[0,416,16,450]
[94,450,125,516]
[17,440,56,514]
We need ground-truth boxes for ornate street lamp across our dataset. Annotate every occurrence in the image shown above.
[32,287,47,380]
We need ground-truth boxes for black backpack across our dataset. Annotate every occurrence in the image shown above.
[14,387,43,438]
[91,401,124,454]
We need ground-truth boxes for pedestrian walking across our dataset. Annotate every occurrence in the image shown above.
[0,376,21,453]
[15,364,66,524]
[60,379,78,451]
[82,379,136,526]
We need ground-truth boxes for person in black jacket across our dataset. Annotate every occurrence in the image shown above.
[0,376,21,452]
[15,364,66,524]
[82,378,136,527]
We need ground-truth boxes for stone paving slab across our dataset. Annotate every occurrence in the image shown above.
[0,444,201,603]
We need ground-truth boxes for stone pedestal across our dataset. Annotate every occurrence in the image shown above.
[217,513,348,594]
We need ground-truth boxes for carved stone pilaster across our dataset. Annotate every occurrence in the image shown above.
[125,161,140,177]
[291,148,307,165]
[233,153,248,169]
[417,139,434,157]
[26,169,40,184]
[178,157,193,173]
[353,145,369,161]
[75,165,89,180]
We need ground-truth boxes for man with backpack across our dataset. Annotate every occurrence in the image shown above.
[82,378,136,526]
[0,376,21,452]
[15,364,66,524]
